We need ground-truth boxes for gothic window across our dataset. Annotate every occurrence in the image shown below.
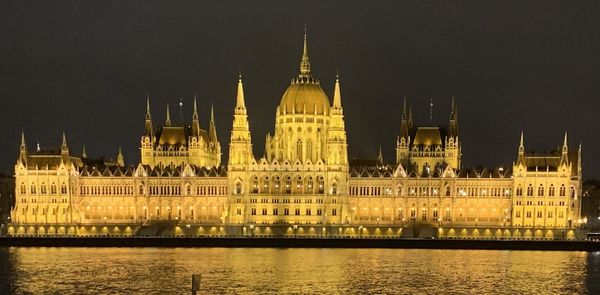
[316,208,322,215]
[527,185,533,196]
[317,177,325,194]
[285,177,292,194]
[306,208,312,215]
[295,208,300,215]
[251,208,256,215]
[40,183,47,194]
[516,186,523,196]
[273,177,281,192]
[571,187,576,199]
[50,183,57,194]
[516,210,521,218]
[186,184,191,195]
[61,183,67,194]
[296,139,302,160]
[560,185,566,196]
[445,186,451,196]
[536,211,543,218]
[549,185,555,196]
[307,177,313,192]
[235,182,242,194]
[331,183,338,195]
[262,177,269,193]
[262,208,267,215]
[538,185,544,196]
[252,177,259,193]
[20,183,26,194]
[332,208,337,216]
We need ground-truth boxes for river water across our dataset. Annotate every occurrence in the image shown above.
[0,247,599,294]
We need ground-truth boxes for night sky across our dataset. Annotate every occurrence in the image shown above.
[1,1,599,179]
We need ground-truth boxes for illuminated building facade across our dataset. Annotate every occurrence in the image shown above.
[8,34,583,239]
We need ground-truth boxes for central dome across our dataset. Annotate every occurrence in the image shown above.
[279,79,330,115]
[278,31,330,116]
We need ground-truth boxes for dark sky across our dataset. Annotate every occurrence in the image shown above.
[1,1,599,179]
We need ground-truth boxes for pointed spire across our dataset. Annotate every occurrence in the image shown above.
[299,26,311,77]
[62,132,68,150]
[20,131,26,148]
[408,105,413,129]
[561,130,569,163]
[165,104,171,127]
[333,73,342,109]
[449,96,458,137]
[518,131,525,164]
[209,104,218,143]
[19,131,27,164]
[117,146,124,166]
[82,145,87,159]
[378,145,384,164]
[146,93,151,120]
[519,131,524,149]
[400,97,409,138]
[193,94,199,119]
[236,71,246,109]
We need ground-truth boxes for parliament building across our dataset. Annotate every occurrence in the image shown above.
[8,34,584,239]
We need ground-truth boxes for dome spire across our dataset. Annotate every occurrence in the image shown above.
[299,26,311,77]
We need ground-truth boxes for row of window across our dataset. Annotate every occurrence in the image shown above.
[248,198,333,204]
[515,210,565,219]
[20,198,68,204]
[20,183,68,195]
[248,208,338,216]
[515,184,572,197]
[515,200,567,206]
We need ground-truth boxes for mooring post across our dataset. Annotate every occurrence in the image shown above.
[191,274,201,295]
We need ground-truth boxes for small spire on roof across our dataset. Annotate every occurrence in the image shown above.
[20,130,26,148]
[165,104,171,126]
[82,145,87,158]
[62,132,68,150]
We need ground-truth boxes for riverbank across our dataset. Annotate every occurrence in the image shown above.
[1,237,599,251]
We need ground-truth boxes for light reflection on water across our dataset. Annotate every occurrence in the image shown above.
[1,247,599,294]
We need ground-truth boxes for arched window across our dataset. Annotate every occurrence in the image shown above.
[40,183,47,194]
[186,184,191,195]
[516,186,523,196]
[317,177,325,194]
[549,185,555,196]
[527,185,533,196]
[560,185,566,196]
[61,183,67,194]
[296,140,303,161]
[445,186,451,196]
[397,185,403,196]
[30,183,37,194]
[20,183,26,194]
[235,182,242,194]
[538,185,544,196]
[139,185,144,195]
[331,183,338,195]
[252,177,259,193]
[50,183,57,194]
[571,187,576,198]
[285,177,292,194]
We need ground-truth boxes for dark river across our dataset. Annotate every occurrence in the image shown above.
[1,247,599,294]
